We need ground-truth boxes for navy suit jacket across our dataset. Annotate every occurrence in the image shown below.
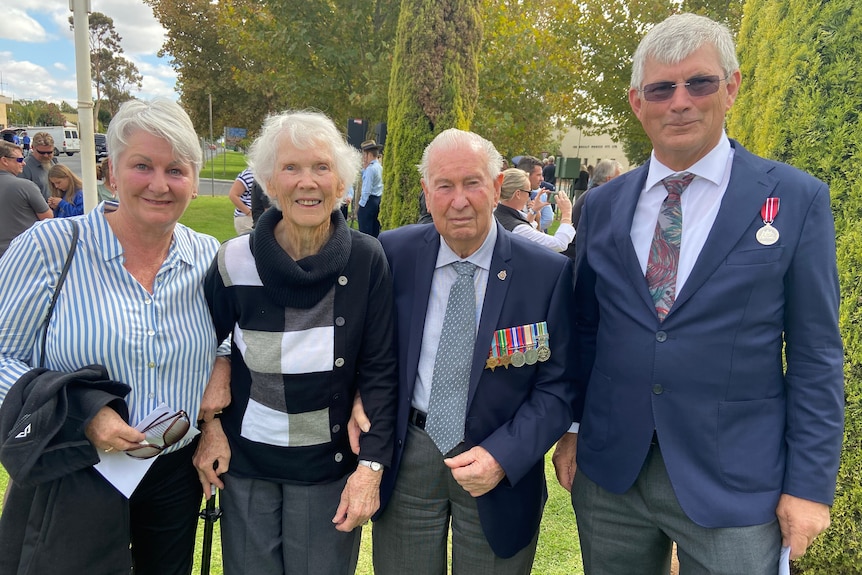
[574,140,844,528]
[378,222,576,558]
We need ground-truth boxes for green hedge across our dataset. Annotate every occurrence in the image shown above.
[379,0,483,229]
[729,0,862,571]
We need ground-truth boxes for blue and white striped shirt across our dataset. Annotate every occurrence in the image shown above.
[233,169,255,217]
[0,204,221,451]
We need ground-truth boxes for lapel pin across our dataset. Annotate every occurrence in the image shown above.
[497,270,507,281]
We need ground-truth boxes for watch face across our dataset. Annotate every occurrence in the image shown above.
[371,462,382,472]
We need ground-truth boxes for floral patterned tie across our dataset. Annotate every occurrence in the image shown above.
[646,172,695,321]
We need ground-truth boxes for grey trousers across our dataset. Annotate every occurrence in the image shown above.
[572,443,781,575]
[372,423,538,575]
[220,473,361,575]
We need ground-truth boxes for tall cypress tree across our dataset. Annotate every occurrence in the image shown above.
[729,0,862,571]
[379,0,483,228]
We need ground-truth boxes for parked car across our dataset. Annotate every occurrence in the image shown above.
[95,133,108,160]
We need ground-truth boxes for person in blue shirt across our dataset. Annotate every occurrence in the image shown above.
[46,164,84,218]
[358,139,383,237]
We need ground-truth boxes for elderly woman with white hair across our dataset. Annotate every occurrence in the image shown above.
[193,110,397,575]
[0,98,229,574]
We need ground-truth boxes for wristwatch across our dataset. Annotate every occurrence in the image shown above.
[358,459,383,472]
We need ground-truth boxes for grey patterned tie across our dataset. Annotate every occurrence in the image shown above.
[425,261,477,454]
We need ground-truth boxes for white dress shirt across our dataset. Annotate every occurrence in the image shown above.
[630,134,735,293]
[412,223,497,412]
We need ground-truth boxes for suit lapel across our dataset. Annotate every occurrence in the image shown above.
[404,226,440,392]
[467,224,512,408]
[671,142,776,315]
[612,165,656,313]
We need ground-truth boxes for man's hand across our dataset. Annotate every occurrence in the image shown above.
[347,392,370,456]
[444,446,505,497]
[192,419,231,498]
[332,465,382,532]
[197,356,231,424]
[776,494,831,560]
[85,406,146,453]
[551,432,578,492]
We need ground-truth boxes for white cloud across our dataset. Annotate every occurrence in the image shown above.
[0,8,49,42]
[54,62,68,71]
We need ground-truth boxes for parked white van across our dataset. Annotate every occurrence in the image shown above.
[29,125,81,156]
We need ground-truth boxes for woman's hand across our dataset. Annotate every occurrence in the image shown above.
[192,419,231,498]
[332,465,382,532]
[197,356,231,424]
[85,406,146,453]
[347,392,370,455]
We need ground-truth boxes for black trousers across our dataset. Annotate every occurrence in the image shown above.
[131,440,203,575]
[358,195,381,237]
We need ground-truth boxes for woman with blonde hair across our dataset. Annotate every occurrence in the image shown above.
[47,163,84,217]
[494,167,575,251]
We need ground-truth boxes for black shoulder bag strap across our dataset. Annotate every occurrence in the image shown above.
[38,221,80,367]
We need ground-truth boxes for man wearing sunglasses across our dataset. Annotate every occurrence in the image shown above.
[20,131,58,200]
[0,142,52,258]
[553,13,842,575]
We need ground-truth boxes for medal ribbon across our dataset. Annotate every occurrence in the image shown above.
[537,321,548,342]
[760,197,779,225]
[509,325,524,352]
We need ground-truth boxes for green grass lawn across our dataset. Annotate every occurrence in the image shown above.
[0,200,583,574]
[200,150,249,181]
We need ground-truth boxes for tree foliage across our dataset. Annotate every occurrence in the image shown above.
[69,12,142,129]
[146,0,399,139]
[379,0,483,228]
[7,100,67,127]
[472,0,586,160]
[554,0,743,165]
[729,0,862,569]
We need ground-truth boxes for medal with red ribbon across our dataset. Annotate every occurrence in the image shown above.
[756,197,780,246]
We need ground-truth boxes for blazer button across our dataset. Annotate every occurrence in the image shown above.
[334,357,345,367]
[652,384,664,395]
[655,331,668,342]
[338,276,348,286]
[332,424,341,433]
[334,452,343,462]
[335,316,345,327]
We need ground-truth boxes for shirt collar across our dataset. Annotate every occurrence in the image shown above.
[436,219,497,271]
[645,133,731,190]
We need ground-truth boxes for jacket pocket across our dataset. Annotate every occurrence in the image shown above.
[717,397,784,492]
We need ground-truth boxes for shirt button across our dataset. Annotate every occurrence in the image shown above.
[334,452,343,463]
[333,393,341,401]
[332,424,341,433]
[652,384,664,395]
[147,329,156,336]
[148,361,155,368]
[338,276,348,286]
[334,357,345,368]
[144,299,152,305]
[335,317,345,327]
[157,277,164,283]
[148,392,155,399]
[655,331,668,342]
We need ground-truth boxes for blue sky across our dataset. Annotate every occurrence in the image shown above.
[0,1,176,105]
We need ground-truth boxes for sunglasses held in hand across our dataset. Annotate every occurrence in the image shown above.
[126,410,191,460]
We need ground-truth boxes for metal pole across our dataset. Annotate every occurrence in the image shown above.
[223,126,226,174]
[70,0,97,213]
[209,93,214,196]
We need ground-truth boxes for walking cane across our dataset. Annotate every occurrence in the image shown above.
[199,463,222,575]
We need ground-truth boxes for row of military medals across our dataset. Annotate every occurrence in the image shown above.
[486,321,551,371]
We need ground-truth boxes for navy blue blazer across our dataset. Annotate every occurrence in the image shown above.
[378,222,576,558]
[574,141,844,528]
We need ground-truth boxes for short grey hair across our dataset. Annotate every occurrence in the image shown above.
[108,98,202,186]
[418,129,502,183]
[248,110,361,210]
[631,13,739,89]
[590,159,623,187]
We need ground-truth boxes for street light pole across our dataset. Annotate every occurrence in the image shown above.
[209,93,214,196]
[70,0,97,213]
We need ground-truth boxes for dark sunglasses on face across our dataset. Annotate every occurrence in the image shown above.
[34,149,54,156]
[3,156,24,163]
[125,410,191,460]
[639,75,729,102]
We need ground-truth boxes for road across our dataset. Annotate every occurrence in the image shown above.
[55,151,234,196]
